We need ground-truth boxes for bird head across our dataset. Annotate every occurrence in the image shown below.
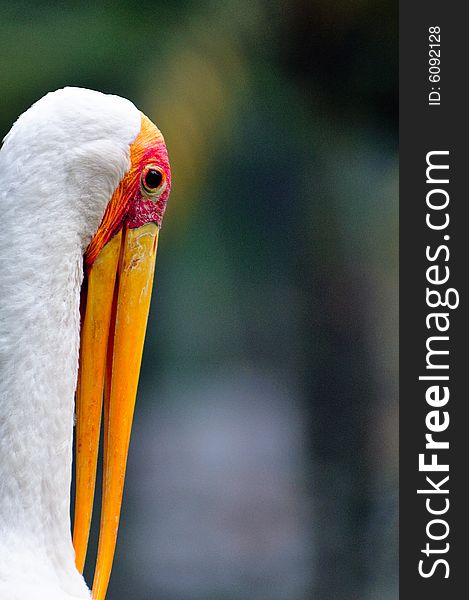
[73,107,171,599]
[84,111,171,267]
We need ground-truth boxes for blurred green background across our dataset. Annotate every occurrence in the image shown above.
[0,1,397,599]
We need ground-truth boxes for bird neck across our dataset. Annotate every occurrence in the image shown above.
[0,230,88,595]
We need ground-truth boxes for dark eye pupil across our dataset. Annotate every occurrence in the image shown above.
[144,169,163,190]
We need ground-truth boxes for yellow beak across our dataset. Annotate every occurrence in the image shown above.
[72,223,159,600]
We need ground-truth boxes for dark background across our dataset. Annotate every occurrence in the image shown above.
[0,2,397,599]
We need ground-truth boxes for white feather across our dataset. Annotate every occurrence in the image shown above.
[0,87,141,599]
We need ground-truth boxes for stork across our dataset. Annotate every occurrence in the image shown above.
[0,88,171,599]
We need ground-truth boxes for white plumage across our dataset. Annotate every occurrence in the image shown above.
[0,88,141,599]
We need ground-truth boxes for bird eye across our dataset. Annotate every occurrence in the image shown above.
[141,165,166,197]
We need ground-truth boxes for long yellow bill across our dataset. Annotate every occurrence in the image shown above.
[73,223,159,600]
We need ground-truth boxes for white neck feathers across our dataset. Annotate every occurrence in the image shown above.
[0,87,141,599]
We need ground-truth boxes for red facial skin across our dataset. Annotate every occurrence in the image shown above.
[127,140,172,229]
